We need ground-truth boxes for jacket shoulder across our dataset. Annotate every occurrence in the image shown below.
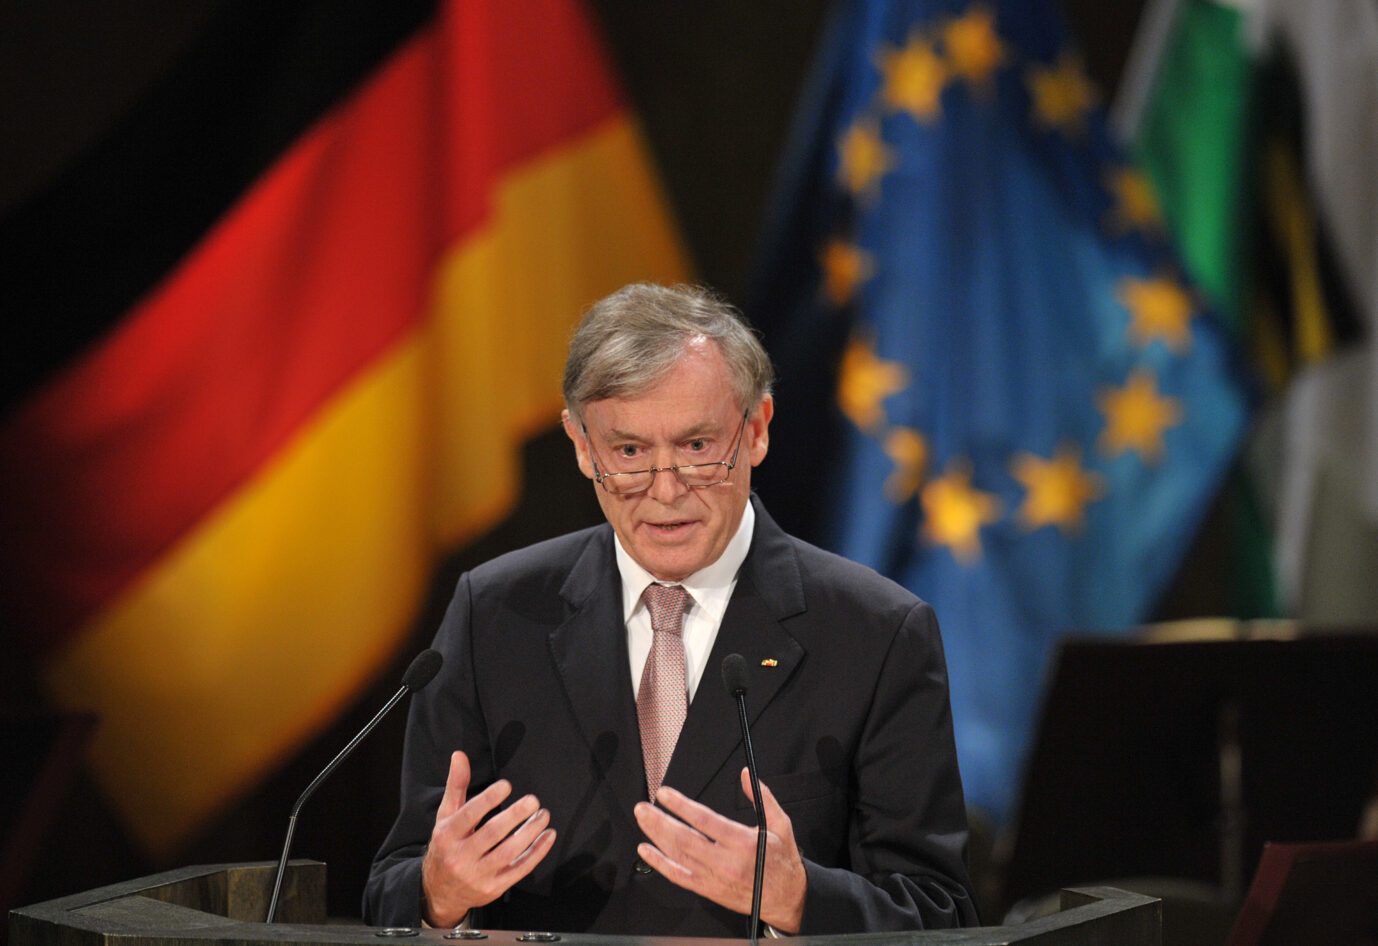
[464,521,610,597]
[786,533,932,617]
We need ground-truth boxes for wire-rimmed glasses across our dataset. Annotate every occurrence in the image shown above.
[583,409,750,495]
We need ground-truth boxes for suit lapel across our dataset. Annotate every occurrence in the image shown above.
[661,497,807,802]
[548,527,650,818]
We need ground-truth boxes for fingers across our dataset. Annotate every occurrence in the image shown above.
[453,779,516,835]
[635,775,807,934]
[647,787,735,847]
[634,832,695,884]
[636,787,747,870]
[470,804,555,890]
[422,760,557,927]
[436,752,550,843]
[633,787,757,899]
[470,792,545,859]
[505,821,558,874]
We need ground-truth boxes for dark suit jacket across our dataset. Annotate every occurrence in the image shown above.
[363,496,977,934]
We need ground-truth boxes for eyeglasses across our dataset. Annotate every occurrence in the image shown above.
[583,409,750,495]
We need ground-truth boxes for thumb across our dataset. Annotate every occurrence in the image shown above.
[436,750,471,821]
[741,767,790,832]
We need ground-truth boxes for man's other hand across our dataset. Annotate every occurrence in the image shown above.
[633,768,806,933]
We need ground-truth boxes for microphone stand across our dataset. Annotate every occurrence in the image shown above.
[265,684,412,922]
[265,649,440,923]
[732,690,767,945]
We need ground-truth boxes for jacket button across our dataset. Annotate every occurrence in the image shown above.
[633,858,653,875]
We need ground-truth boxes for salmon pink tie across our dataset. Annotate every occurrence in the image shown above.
[637,584,691,801]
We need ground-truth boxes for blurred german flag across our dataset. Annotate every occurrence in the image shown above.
[0,0,688,857]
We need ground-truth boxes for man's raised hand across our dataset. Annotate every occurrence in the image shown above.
[420,751,557,927]
[633,769,806,933]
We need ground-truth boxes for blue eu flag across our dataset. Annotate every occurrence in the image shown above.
[749,0,1250,825]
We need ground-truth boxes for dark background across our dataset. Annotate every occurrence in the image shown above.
[5,0,1255,927]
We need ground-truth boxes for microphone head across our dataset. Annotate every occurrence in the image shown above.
[402,649,443,690]
[721,653,749,696]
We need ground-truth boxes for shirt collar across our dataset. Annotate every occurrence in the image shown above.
[615,498,756,621]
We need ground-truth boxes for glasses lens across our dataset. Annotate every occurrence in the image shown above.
[602,471,653,494]
[677,463,729,487]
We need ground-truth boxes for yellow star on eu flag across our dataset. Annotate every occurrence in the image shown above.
[837,334,909,431]
[921,459,1002,563]
[884,426,929,502]
[1010,442,1104,533]
[1097,368,1182,463]
[1104,166,1163,234]
[1027,50,1097,132]
[820,237,875,306]
[879,30,948,122]
[943,5,1005,88]
[837,117,894,197]
[1119,274,1196,352]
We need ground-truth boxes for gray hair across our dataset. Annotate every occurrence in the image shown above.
[562,283,774,422]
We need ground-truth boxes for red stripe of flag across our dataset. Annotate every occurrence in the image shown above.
[0,0,622,651]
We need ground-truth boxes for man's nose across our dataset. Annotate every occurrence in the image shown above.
[645,462,689,503]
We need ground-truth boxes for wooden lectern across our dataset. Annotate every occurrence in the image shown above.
[8,862,1161,946]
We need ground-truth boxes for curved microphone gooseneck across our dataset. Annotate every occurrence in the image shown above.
[265,649,443,923]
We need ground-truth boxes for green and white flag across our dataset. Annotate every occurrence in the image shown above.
[1117,0,1378,624]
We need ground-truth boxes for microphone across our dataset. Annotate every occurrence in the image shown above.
[265,649,443,923]
[721,653,766,944]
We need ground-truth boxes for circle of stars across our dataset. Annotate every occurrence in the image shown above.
[821,2,1209,564]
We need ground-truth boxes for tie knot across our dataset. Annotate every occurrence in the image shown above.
[643,584,690,635]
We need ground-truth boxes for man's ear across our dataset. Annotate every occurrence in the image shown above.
[562,408,596,480]
[747,395,773,467]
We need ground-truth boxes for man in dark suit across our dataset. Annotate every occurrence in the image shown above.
[363,283,977,935]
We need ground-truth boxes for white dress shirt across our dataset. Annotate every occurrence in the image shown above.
[614,500,755,701]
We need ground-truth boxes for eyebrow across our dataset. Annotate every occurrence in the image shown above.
[602,421,720,444]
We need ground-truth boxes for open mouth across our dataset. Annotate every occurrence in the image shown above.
[646,520,694,534]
